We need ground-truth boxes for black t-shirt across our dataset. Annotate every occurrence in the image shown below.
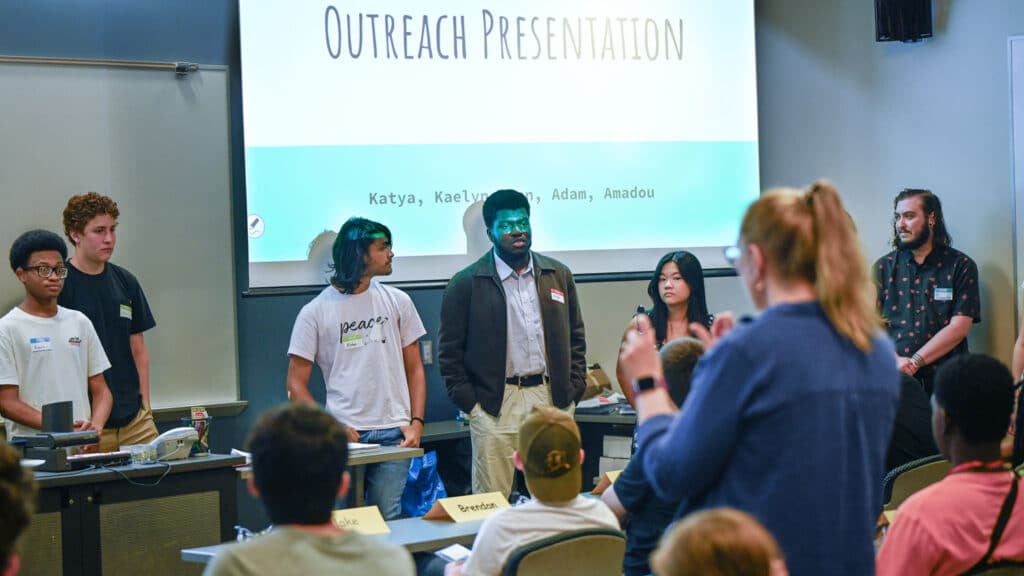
[615,453,678,576]
[59,261,156,427]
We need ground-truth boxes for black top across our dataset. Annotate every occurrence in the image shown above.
[886,374,939,473]
[614,453,677,576]
[875,246,980,362]
[59,262,156,428]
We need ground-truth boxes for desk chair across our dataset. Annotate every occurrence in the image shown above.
[501,528,625,576]
[882,455,950,511]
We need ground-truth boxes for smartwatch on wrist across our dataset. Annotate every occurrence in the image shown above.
[634,376,660,395]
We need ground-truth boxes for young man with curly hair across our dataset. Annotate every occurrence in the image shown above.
[60,192,157,451]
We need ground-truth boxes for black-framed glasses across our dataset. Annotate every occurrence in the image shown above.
[24,265,68,279]
[723,245,742,268]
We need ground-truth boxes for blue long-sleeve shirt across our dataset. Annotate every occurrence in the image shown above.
[637,302,900,576]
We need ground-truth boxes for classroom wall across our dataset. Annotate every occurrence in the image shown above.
[3,0,1024,527]
[755,0,1023,365]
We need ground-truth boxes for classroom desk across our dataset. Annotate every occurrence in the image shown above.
[181,516,485,564]
[423,414,636,494]
[24,453,244,576]
[423,419,471,442]
[236,445,423,507]
[575,412,636,492]
[422,412,637,439]
[420,414,636,493]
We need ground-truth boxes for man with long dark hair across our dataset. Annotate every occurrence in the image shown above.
[875,188,980,395]
[286,217,426,520]
[439,189,587,498]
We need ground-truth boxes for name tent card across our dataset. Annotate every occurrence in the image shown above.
[590,469,623,496]
[331,506,390,535]
[423,492,510,522]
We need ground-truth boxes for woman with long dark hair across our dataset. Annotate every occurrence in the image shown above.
[616,250,711,407]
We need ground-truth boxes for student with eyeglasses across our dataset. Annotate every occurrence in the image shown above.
[0,229,112,440]
[58,192,158,452]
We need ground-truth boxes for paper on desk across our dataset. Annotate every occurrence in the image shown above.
[230,448,251,465]
[348,442,381,453]
[577,393,625,409]
[435,543,472,563]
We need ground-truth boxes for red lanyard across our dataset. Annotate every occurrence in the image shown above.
[949,460,1010,475]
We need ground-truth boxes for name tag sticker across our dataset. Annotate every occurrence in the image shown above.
[550,288,565,304]
[119,304,132,319]
[934,287,953,302]
[30,337,52,352]
[342,334,364,350]
[423,492,510,522]
[331,506,390,535]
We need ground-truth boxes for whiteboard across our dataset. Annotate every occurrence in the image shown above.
[0,61,238,410]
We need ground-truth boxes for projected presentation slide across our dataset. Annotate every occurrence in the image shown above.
[239,0,759,288]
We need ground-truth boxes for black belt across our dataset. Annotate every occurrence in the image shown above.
[505,374,548,387]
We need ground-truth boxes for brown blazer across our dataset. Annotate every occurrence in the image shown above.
[438,251,587,417]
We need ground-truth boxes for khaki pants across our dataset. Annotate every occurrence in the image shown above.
[468,383,574,497]
[99,403,159,452]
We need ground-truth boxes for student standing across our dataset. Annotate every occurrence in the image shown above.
[0,230,112,439]
[621,181,900,576]
[439,189,587,497]
[287,217,426,520]
[60,192,157,451]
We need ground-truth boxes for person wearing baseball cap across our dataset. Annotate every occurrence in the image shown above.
[447,406,619,576]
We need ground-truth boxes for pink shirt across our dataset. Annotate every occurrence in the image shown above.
[877,464,1024,576]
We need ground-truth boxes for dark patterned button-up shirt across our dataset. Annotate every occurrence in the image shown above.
[875,246,981,361]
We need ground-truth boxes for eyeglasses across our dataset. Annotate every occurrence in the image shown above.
[723,245,742,268]
[24,265,69,279]
[495,219,530,234]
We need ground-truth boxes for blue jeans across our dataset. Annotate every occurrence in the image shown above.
[358,427,409,520]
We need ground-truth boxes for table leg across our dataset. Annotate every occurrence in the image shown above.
[353,465,365,507]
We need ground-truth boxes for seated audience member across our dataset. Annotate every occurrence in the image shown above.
[203,403,414,576]
[650,508,788,576]
[446,406,619,576]
[0,442,36,576]
[877,353,1024,576]
[615,251,713,408]
[0,230,112,439]
[886,374,939,473]
[620,182,900,576]
[602,337,705,576]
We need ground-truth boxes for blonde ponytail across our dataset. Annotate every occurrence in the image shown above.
[740,180,880,352]
[805,180,880,352]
